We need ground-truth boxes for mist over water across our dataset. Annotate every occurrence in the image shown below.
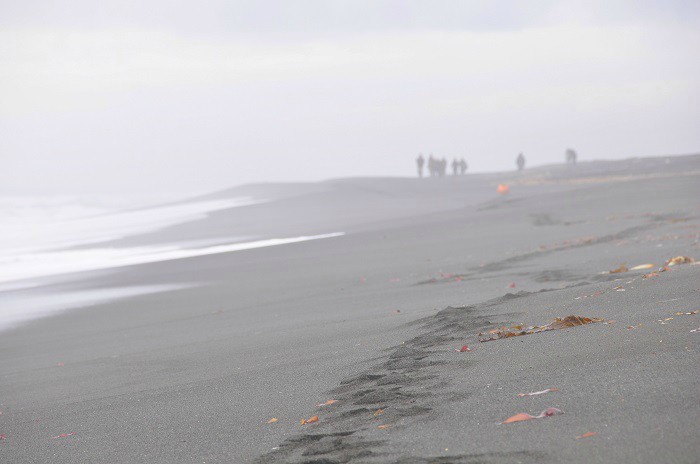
[0,194,231,251]
[1,1,699,195]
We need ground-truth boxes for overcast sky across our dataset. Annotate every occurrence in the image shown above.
[1,0,699,195]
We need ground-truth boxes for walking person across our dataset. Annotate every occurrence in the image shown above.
[459,158,467,175]
[416,153,425,177]
[516,152,525,171]
[451,158,459,176]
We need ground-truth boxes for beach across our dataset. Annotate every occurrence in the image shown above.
[1,155,699,463]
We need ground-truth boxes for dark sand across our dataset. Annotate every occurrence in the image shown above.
[1,155,699,463]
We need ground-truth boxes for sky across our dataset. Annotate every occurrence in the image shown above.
[1,0,699,196]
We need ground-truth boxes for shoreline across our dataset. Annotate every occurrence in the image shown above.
[0,155,698,463]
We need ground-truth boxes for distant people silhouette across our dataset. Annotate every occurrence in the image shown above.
[516,153,525,171]
[418,154,461,178]
[566,148,577,166]
[459,158,467,175]
[416,153,425,177]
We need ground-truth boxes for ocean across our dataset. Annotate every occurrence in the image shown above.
[0,194,342,330]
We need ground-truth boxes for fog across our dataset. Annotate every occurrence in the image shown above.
[1,0,699,195]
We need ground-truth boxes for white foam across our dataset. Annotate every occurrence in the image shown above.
[0,194,345,331]
[0,196,264,256]
[0,284,192,332]
[0,233,345,284]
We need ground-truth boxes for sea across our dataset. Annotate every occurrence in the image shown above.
[0,193,342,331]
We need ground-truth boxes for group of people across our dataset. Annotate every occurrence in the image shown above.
[416,149,579,178]
[416,154,468,178]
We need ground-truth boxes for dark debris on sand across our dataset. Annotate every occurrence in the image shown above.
[254,211,697,464]
[253,296,538,464]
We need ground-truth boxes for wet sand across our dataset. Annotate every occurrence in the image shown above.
[1,155,699,463]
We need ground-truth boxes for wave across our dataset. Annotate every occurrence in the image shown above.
[0,195,263,256]
[0,232,344,284]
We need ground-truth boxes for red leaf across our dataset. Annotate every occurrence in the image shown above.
[502,413,536,424]
[537,407,562,418]
[501,408,562,424]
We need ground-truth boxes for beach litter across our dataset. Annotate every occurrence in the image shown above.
[300,415,319,425]
[630,264,655,270]
[51,432,76,439]
[479,315,603,342]
[377,424,391,429]
[497,184,510,194]
[316,400,337,407]
[267,418,278,423]
[374,409,384,416]
[609,264,628,274]
[517,388,559,397]
[576,431,598,439]
[666,256,695,266]
[501,407,562,424]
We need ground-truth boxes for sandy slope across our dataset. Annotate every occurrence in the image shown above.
[0,155,698,463]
